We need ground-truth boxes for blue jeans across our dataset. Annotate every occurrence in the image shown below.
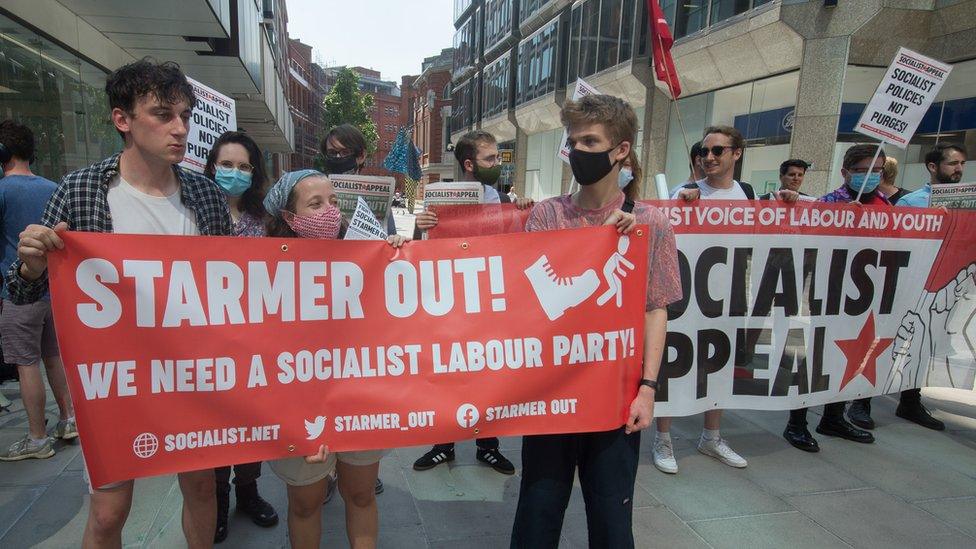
[511,427,640,549]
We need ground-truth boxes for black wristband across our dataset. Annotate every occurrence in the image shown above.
[639,378,658,391]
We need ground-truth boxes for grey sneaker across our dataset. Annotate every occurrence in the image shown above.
[0,436,55,461]
[56,419,79,440]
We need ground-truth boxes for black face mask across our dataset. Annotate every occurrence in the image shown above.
[569,145,619,186]
[324,153,359,175]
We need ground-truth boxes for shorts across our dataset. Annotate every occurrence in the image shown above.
[269,449,389,487]
[0,299,59,365]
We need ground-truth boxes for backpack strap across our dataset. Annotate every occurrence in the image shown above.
[622,198,635,213]
[739,181,756,200]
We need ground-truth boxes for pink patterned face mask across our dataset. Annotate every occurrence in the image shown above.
[284,205,343,239]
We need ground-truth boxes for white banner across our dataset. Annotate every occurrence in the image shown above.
[855,47,951,149]
[181,77,236,173]
[930,182,976,209]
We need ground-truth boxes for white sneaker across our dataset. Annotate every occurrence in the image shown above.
[524,255,600,320]
[698,436,748,468]
[652,436,678,474]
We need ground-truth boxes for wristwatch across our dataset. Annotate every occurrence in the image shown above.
[639,378,658,391]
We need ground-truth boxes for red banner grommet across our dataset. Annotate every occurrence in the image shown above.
[288,445,295,452]
[281,244,289,252]
[461,242,469,250]
[474,428,480,434]
[636,229,644,237]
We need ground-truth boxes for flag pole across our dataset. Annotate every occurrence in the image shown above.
[657,33,693,195]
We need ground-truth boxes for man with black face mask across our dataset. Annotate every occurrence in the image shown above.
[415,130,533,232]
[321,124,398,236]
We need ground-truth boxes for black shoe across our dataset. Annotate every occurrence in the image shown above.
[375,477,384,494]
[847,400,875,430]
[236,483,279,528]
[783,424,820,452]
[413,447,455,471]
[896,403,945,431]
[816,418,874,443]
[214,489,229,544]
[476,447,515,475]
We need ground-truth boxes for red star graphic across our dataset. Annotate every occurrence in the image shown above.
[836,312,895,391]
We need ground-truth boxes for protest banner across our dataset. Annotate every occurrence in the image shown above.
[433,201,976,416]
[345,196,388,240]
[423,181,484,206]
[48,227,649,486]
[180,77,236,173]
[929,182,976,209]
[558,78,599,163]
[427,204,531,239]
[855,48,951,148]
[329,174,395,226]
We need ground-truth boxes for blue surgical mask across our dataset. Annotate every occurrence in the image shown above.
[215,166,252,196]
[618,168,634,189]
[848,172,881,194]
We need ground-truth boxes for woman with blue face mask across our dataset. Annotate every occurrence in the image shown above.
[204,131,269,237]
[618,150,643,201]
[202,131,279,542]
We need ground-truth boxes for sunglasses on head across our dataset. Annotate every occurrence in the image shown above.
[701,145,737,157]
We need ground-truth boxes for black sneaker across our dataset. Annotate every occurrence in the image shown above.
[476,448,515,475]
[413,447,455,471]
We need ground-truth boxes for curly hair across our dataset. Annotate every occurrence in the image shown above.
[106,57,195,138]
[0,120,35,163]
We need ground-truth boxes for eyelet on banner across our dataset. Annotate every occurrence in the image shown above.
[281,244,289,252]
[461,242,469,250]
[474,428,480,435]
[636,229,644,237]
[288,445,295,452]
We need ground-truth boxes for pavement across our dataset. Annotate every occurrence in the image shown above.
[1,210,975,548]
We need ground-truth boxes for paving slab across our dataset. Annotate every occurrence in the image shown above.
[913,496,976,538]
[0,485,45,540]
[786,488,976,548]
[688,510,850,549]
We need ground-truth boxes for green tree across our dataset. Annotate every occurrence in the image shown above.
[322,67,379,156]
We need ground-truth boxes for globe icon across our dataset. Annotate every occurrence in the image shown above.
[132,433,159,459]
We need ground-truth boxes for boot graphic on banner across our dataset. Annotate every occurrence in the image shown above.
[525,255,599,320]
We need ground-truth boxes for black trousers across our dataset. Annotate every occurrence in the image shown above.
[510,428,640,549]
[789,402,847,427]
[214,462,262,495]
[433,437,498,451]
[854,388,922,408]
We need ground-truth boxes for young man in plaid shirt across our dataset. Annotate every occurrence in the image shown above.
[7,58,231,548]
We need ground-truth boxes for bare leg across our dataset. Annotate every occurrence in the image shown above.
[337,461,379,549]
[178,469,216,548]
[704,409,723,430]
[42,356,73,420]
[656,416,672,433]
[82,481,134,549]
[17,364,47,439]
[286,478,328,549]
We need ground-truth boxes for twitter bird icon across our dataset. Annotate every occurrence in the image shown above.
[305,416,327,440]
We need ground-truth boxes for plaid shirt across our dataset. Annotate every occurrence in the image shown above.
[4,153,232,304]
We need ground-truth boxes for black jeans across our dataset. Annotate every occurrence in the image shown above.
[789,402,847,427]
[433,437,498,451]
[855,388,922,409]
[510,428,640,549]
[215,462,262,496]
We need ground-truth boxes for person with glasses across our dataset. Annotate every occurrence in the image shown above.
[321,124,398,237]
[202,131,279,542]
[659,126,797,474]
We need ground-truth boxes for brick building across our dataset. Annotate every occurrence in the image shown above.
[402,48,455,188]
[287,38,325,170]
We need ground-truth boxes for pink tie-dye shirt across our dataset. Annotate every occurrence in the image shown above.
[525,193,682,311]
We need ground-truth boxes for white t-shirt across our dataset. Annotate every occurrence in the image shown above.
[671,179,748,200]
[106,175,200,235]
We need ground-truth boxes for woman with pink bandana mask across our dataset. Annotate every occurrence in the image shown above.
[263,169,405,548]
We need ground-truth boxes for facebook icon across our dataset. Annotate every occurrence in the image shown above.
[455,404,480,428]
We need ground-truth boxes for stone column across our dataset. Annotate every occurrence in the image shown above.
[513,127,529,196]
[641,85,674,198]
[789,36,852,197]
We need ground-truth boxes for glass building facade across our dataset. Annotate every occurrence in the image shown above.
[0,14,121,182]
[516,16,561,106]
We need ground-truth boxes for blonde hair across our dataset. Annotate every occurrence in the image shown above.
[882,156,899,184]
[560,94,638,146]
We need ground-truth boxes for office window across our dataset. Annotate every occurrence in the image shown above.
[483,53,511,118]
[520,0,550,24]
[597,0,621,72]
[675,1,707,37]
[454,0,473,22]
[709,0,751,26]
[566,0,640,84]
[620,0,635,64]
[517,17,560,105]
[484,0,514,53]
[567,6,582,84]
[451,78,474,134]
[453,15,478,78]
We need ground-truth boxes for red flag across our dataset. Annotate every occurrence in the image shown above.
[646,0,682,99]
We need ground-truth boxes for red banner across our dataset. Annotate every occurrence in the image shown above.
[427,204,531,239]
[48,227,649,487]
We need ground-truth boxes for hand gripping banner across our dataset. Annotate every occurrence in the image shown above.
[433,201,976,417]
[47,227,649,486]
